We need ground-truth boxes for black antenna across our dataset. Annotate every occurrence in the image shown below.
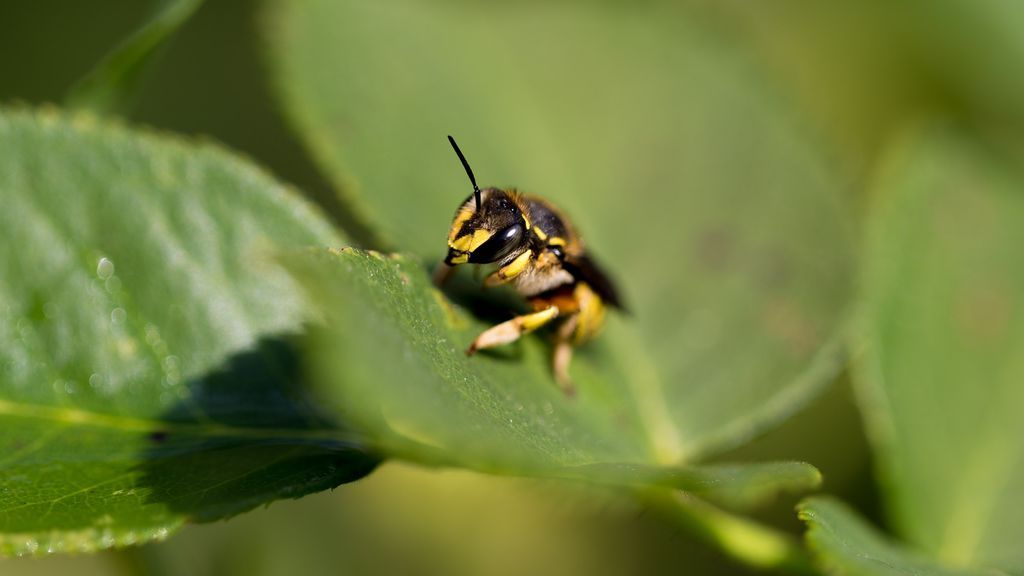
[448,135,481,209]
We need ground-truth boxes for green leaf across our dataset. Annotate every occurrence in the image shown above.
[65,0,206,116]
[799,497,1006,576]
[0,107,376,555]
[657,491,815,575]
[268,0,854,460]
[903,2,1024,131]
[569,461,821,511]
[291,248,644,471]
[289,248,819,509]
[657,461,822,511]
[858,127,1024,573]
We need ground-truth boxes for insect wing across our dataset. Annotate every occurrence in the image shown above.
[564,253,626,311]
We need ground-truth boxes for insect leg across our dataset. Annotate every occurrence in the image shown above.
[552,314,580,396]
[484,251,533,287]
[466,305,559,355]
[432,262,455,287]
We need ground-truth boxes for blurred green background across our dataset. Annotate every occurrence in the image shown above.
[1,0,1020,574]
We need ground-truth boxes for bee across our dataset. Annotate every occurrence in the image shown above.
[435,136,624,394]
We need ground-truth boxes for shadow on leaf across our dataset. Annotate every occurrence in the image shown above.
[135,334,379,524]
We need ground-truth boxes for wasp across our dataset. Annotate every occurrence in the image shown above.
[435,136,624,394]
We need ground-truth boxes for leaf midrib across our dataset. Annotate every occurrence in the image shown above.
[610,328,686,465]
[0,398,353,443]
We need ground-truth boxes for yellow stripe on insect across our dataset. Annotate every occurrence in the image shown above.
[547,236,566,247]
[448,253,469,264]
[449,229,494,252]
[572,283,605,344]
[521,306,559,331]
[498,250,532,280]
[447,207,475,244]
[532,226,548,241]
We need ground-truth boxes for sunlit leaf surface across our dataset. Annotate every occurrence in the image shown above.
[268,0,854,460]
[291,247,821,507]
[0,108,376,555]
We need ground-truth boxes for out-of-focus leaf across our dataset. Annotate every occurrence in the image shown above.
[799,497,1006,576]
[717,1,1024,169]
[116,463,783,576]
[66,0,205,115]
[568,461,821,511]
[901,2,1024,132]
[289,247,820,510]
[268,0,853,461]
[858,127,1024,573]
[0,107,376,556]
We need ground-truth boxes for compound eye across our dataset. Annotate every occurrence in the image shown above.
[469,223,524,263]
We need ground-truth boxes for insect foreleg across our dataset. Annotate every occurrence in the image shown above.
[552,314,580,396]
[466,305,559,355]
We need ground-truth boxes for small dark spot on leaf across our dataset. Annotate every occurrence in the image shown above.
[695,226,735,272]
[148,430,170,443]
[761,299,817,358]
[956,279,1012,344]
[27,292,48,323]
[755,251,792,291]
